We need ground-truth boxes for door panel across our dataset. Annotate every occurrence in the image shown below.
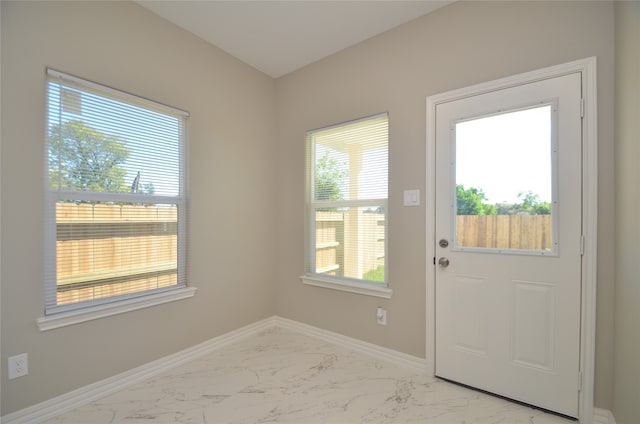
[434,73,582,417]
[511,280,556,371]
[452,274,489,355]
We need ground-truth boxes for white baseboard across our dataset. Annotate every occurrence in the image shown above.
[0,317,276,424]
[592,408,616,424]
[273,316,427,371]
[1,315,606,424]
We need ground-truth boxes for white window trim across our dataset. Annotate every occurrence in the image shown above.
[46,69,189,118]
[300,275,392,299]
[37,286,197,331]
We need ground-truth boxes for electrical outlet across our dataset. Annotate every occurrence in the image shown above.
[8,353,28,380]
[376,307,387,325]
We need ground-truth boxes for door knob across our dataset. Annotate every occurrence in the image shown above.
[438,257,450,268]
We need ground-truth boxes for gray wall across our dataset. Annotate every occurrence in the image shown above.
[614,2,640,423]
[0,1,277,414]
[275,0,616,411]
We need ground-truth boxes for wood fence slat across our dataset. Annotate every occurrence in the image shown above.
[456,215,552,251]
[55,203,179,305]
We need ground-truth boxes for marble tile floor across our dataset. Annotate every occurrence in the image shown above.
[45,327,575,424]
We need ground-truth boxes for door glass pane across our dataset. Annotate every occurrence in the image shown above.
[454,105,554,252]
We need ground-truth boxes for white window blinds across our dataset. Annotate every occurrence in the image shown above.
[45,69,188,314]
[306,113,389,285]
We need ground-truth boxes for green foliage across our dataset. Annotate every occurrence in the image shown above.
[315,152,347,201]
[141,183,155,195]
[49,120,130,192]
[516,191,552,215]
[363,265,385,282]
[457,185,551,216]
[456,185,496,215]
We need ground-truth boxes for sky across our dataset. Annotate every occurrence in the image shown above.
[49,81,182,197]
[455,105,553,204]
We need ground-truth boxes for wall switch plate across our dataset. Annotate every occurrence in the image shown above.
[8,353,28,379]
[403,189,420,206]
[376,307,387,325]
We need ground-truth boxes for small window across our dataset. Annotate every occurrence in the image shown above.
[304,113,389,293]
[44,69,189,316]
[454,104,557,254]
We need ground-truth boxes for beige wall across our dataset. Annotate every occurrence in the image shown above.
[1,0,624,418]
[0,1,277,414]
[275,0,616,411]
[614,2,640,423]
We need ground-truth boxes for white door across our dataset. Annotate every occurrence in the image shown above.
[434,73,582,417]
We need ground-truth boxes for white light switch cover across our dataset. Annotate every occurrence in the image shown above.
[403,189,420,206]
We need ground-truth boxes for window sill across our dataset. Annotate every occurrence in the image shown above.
[37,286,197,331]
[300,275,392,299]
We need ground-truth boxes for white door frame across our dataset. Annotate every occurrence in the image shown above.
[425,57,597,423]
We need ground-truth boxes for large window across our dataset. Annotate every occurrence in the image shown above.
[44,69,189,318]
[304,113,389,296]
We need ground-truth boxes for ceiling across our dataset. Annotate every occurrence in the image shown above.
[136,1,454,78]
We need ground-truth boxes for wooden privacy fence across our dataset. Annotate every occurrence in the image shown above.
[315,212,344,274]
[55,207,549,305]
[456,214,552,251]
[315,211,385,279]
[55,203,178,305]
[315,213,551,281]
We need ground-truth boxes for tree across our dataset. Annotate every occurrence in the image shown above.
[49,120,130,192]
[516,191,552,215]
[485,191,553,215]
[456,184,496,215]
[315,152,347,201]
